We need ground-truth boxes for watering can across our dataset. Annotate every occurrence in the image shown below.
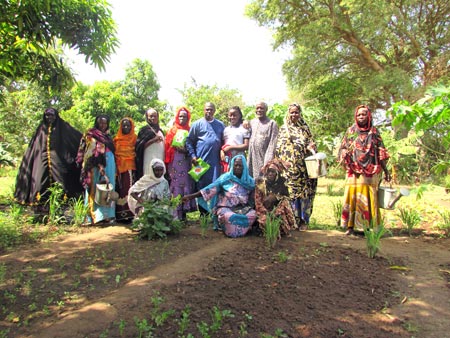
[378,183,410,210]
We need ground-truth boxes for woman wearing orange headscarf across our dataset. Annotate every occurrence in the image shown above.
[165,107,197,221]
[114,118,137,222]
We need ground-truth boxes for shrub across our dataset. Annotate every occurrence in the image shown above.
[131,196,182,240]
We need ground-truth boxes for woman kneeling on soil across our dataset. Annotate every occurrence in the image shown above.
[128,159,170,216]
[183,155,256,238]
[255,159,297,237]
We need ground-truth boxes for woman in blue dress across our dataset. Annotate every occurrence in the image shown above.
[183,155,256,237]
[76,115,116,225]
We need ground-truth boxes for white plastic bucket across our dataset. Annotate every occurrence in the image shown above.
[304,152,327,178]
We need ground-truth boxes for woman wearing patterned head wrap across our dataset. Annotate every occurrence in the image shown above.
[114,117,137,222]
[255,159,297,237]
[76,115,116,224]
[164,107,197,220]
[14,107,83,213]
[275,103,317,231]
[183,155,256,238]
[338,105,391,235]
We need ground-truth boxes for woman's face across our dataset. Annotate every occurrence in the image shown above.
[178,111,188,126]
[97,117,108,132]
[228,109,241,127]
[266,169,277,183]
[44,109,56,124]
[233,157,243,178]
[121,119,131,135]
[147,110,159,125]
[288,106,301,124]
[356,107,369,126]
[153,166,164,178]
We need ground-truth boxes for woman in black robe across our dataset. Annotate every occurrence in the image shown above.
[135,108,165,180]
[14,107,83,210]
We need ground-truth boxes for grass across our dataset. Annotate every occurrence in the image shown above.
[0,171,448,252]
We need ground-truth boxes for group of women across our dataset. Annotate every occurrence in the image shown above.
[14,106,197,225]
[14,103,390,238]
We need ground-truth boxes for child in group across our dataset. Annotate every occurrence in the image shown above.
[221,106,250,172]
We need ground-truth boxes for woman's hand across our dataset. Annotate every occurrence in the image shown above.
[384,171,392,182]
[99,166,106,177]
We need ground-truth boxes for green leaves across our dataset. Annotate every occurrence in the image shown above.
[131,197,183,240]
[0,0,118,98]
[246,0,449,111]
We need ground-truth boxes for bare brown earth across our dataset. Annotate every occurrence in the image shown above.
[1,220,450,338]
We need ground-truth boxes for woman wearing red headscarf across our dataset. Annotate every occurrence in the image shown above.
[338,105,391,235]
[164,107,197,220]
[114,118,137,222]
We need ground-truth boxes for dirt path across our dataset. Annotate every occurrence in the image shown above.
[1,226,450,338]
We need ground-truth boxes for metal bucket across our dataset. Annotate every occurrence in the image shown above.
[304,152,327,178]
[378,186,397,209]
[95,182,118,206]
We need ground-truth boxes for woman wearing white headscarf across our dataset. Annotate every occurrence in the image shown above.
[128,158,170,215]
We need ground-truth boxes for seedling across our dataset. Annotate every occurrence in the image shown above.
[264,210,281,249]
[363,220,387,259]
[398,207,421,236]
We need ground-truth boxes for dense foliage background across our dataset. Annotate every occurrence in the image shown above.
[0,0,448,185]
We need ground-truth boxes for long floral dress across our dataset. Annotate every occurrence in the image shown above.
[275,118,317,226]
[255,176,297,236]
[200,155,256,238]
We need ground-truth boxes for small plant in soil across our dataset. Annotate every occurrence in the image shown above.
[275,251,290,263]
[150,293,175,327]
[69,195,89,226]
[176,306,191,337]
[363,220,387,259]
[44,183,67,225]
[131,196,182,240]
[199,214,210,237]
[436,210,450,237]
[115,319,126,336]
[264,210,281,249]
[133,317,154,338]
[332,200,343,226]
[398,207,421,236]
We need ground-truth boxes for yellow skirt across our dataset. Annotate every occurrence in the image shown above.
[341,174,381,229]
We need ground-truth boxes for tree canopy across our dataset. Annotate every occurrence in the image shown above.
[246,0,449,110]
[179,80,245,122]
[0,0,119,95]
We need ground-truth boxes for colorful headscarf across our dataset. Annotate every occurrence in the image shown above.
[164,107,191,164]
[114,118,137,174]
[338,105,389,176]
[213,154,255,191]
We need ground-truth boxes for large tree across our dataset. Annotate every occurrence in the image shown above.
[179,80,245,122]
[246,0,449,111]
[121,59,161,116]
[0,0,118,95]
